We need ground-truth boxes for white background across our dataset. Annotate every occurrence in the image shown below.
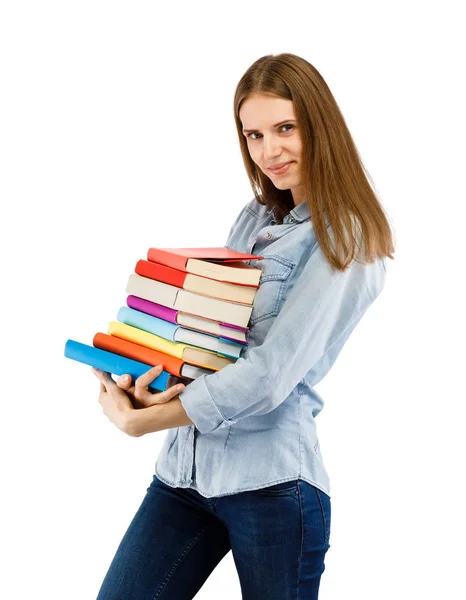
[1,1,465,598]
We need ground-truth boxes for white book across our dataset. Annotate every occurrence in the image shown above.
[180,363,214,379]
[126,274,253,329]
[174,327,242,358]
[177,313,247,344]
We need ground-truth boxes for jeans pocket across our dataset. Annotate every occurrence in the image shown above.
[252,480,299,497]
[315,488,331,544]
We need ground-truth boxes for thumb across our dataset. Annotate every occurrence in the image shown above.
[116,373,133,390]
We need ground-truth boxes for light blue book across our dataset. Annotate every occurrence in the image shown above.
[117,306,243,360]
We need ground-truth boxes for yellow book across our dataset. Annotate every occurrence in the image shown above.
[107,321,235,371]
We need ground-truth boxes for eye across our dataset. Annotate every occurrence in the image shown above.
[246,124,295,140]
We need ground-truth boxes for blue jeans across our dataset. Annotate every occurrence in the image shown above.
[96,474,331,599]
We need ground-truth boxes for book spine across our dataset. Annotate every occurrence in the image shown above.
[127,295,179,324]
[127,292,249,334]
[127,273,252,328]
[108,321,186,359]
[127,295,249,346]
[147,248,188,271]
[93,332,184,378]
[135,259,187,288]
[64,340,171,391]
[117,306,177,341]
[107,322,227,370]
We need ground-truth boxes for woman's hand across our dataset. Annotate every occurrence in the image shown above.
[91,365,185,436]
[114,365,185,409]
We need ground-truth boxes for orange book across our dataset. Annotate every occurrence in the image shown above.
[93,333,215,379]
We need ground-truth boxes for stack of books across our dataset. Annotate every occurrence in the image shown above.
[64,247,263,392]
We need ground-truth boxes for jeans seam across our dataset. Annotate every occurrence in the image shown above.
[151,526,208,599]
[246,205,260,218]
[314,488,328,544]
[297,382,304,479]
[297,482,304,600]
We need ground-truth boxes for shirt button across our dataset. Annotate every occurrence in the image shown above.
[265,231,272,239]
[289,216,295,223]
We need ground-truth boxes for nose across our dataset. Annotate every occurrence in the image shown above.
[262,135,281,160]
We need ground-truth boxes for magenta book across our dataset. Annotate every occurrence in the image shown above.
[126,295,249,344]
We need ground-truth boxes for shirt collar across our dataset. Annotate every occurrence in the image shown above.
[283,200,311,224]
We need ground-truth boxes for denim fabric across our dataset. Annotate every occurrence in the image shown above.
[96,474,331,600]
[155,198,386,498]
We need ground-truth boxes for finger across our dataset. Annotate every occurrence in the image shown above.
[116,374,133,390]
[134,365,163,389]
[92,369,118,391]
[146,382,185,405]
[91,367,112,381]
[91,368,108,392]
[91,367,104,379]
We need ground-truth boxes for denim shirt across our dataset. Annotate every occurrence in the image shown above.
[155,198,387,498]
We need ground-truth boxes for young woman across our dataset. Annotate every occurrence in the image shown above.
[93,53,395,600]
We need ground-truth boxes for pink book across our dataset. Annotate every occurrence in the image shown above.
[126,295,248,345]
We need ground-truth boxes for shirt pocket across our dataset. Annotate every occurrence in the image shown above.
[250,255,295,325]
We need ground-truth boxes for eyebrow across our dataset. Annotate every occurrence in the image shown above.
[242,119,296,134]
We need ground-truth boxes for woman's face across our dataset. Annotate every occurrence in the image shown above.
[239,93,304,206]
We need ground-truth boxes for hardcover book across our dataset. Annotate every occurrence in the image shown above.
[135,259,258,305]
[125,274,253,329]
[93,333,214,380]
[117,306,244,359]
[108,321,236,371]
[146,247,263,286]
[126,295,248,344]
[64,339,177,392]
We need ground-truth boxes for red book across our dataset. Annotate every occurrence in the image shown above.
[135,259,258,305]
[146,247,263,287]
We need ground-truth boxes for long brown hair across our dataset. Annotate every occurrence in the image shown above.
[233,53,396,271]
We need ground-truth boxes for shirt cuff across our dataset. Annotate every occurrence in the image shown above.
[178,374,237,434]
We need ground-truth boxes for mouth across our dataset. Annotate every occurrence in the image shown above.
[268,161,294,174]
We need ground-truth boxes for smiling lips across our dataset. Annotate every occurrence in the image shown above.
[268,161,293,174]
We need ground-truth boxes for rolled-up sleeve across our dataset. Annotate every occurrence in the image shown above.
[179,243,386,434]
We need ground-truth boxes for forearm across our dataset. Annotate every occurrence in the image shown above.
[126,396,195,437]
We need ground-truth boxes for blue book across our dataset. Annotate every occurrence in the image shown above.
[116,306,243,359]
[64,339,171,391]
